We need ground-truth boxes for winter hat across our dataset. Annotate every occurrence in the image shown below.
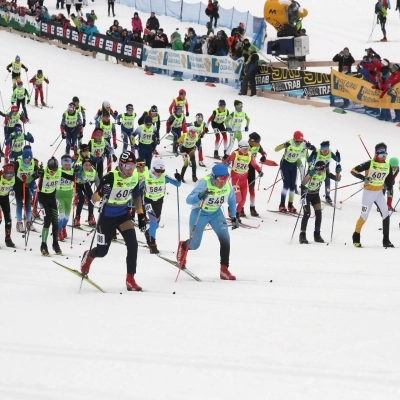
[249,132,261,143]
[212,164,229,177]
[373,53,381,61]
[80,143,89,151]
[392,63,400,71]
[375,142,387,155]
[144,116,153,124]
[22,148,33,160]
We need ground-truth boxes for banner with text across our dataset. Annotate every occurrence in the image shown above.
[331,69,400,109]
[255,65,331,97]
[0,10,40,35]
[40,21,143,63]
[141,45,244,79]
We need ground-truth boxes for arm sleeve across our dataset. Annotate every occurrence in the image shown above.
[227,183,237,212]
[307,150,317,163]
[275,143,288,152]
[168,100,176,115]
[351,161,371,180]
[222,152,236,165]
[245,113,250,126]
[207,110,217,125]
[385,168,394,191]
[249,157,261,172]
[185,101,189,114]
[166,175,181,187]
[186,180,208,205]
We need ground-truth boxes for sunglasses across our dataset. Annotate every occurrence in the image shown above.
[121,163,136,171]
[153,168,165,174]
[214,174,229,182]
[5,173,14,178]
[236,105,243,109]
[377,153,388,158]
[136,162,145,167]
[219,105,226,108]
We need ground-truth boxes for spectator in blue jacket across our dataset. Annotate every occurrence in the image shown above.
[188,28,205,82]
[239,45,259,96]
[80,19,99,42]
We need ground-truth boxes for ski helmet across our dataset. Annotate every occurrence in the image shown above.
[126,103,134,111]
[152,158,165,173]
[11,105,18,113]
[234,100,243,107]
[47,157,59,172]
[390,157,399,167]
[179,89,186,95]
[195,113,204,121]
[314,160,326,171]
[238,139,250,150]
[102,101,111,108]
[293,131,304,141]
[218,99,226,107]
[80,143,90,152]
[211,164,229,179]
[15,55,20,61]
[14,124,22,133]
[174,106,182,115]
[22,147,33,163]
[68,103,75,112]
[72,96,79,103]
[119,150,136,165]
[188,125,197,137]
[17,80,23,86]
[249,132,261,143]
[375,142,387,156]
[144,116,153,125]
[150,105,158,114]
[3,163,14,176]
[392,63,400,72]
[37,69,43,75]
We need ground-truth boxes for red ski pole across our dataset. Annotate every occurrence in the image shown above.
[358,134,371,158]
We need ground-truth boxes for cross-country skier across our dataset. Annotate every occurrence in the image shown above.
[168,89,189,116]
[132,115,158,168]
[206,99,229,159]
[80,151,147,292]
[187,113,207,167]
[29,70,49,107]
[299,160,341,244]
[5,124,34,164]
[97,112,117,172]
[275,131,315,213]
[176,163,239,280]
[4,106,28,163]
[60,102,83,159]
[176,125,200,183]
[94,100,118,124]
[6,55,28,89]
[138,105,161,155]
[351,142,394,248]
[72,96,86,143]
[0,163,17,247]
[142,158,181,254]
[117,104,136,152]
[166,105,187,156]
[11,80,30,120]
[386,157,399,211]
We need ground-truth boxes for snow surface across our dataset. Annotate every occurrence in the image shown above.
[1,1,400,399]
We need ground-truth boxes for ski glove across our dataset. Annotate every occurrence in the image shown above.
[186,112,189,117]
[156,139,160,145]
[74,164,82,173]
[27,99,30,104]
[260,156,266,163]
[308,169,316,176]
[62,133,66,140]
[335,150,340,161]
[204,127,209,133]
[117,121,121,125]
[82,120,86,128]
[174,170,182,181]
[364,177,372,184]
[198,190,209,200]
[112,154,117,162]
[113,143,117,149]
[335,164,342,173]
[258,171,264,177]
[137,213,147,232]
[244,126,249,132]
[230,217,240,230]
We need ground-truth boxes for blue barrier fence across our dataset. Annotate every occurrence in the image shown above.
[116,0,265,48]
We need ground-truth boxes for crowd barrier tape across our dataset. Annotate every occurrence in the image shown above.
[142,45,244,79]
[0,10,40,34]
[331,69,400,110]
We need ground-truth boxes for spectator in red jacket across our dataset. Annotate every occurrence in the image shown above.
[131,12,143,37]
[380,63,400,122]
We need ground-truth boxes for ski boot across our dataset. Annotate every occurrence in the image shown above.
[41,242,50,256]
[62,227,68,239]
[383,235,394,248]
[126,274,142,291]
[26,221,37,232]
[41,100,46,106]
[52,241,63,255]
[192,175,198,182]
[279,204,287,213]
[176,240,189,267]
[58,231,65,242]
[299,231,308,244]
[236,212,242,223]
[288,203,297,213]
[81,250,94,275]
[16,221,24,233]
[239,208,246,218]
[149,237,159,254]
[144,230,151,247]
[220,264,236,280]
[325,196,332,204]
[250,206,259,217]
[352,232,362,248]
[35,100,38,107]
[5,237,15,248]
[199,161,206,167]
[380,37,387,42]
[88,214,96,226]
[314,231,325,243]
[73,216,81,227]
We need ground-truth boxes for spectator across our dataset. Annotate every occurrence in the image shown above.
[73,0,83,17]
[232,40,243,59]
[332,47,355,73]
[205,0,219,28]
[70,13,81,30]
[380,63,400,121]
[227,32,240,56]
[208,30,228,56]
[65,0,72,16]
[299,28,307,36]
[206,21,214,36]
[111,19,119,30]
[144,29,156,47]
[80,18,99,41]
[56,0,65,10]
[131,12,143,36]
[170,30,183,78]
[241,38,251,61]
[187,28,204,82]
[146,11,159,31]
[108,0,115,17]
[375,1,387,41]
[239,45,259,96]
[85,10,97,23]
[231,22,245,38]
[132,30,143,67]
[152,28,169,48]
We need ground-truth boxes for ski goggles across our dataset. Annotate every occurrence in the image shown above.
[121,163,136,171]
[126,106,134,111]
[61,158,72,165]
[5,173,15,178]
[23,157,32,164]
[213,174,229,182]
[136,162,145,167]
[153,168,165,174]
[377,153,388,158]
[235,105,243,109]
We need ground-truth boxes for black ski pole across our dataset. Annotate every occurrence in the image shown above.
[50,133,61,146]
[80,215,98,292]
[290,190,308,244]
[330,160,340,242]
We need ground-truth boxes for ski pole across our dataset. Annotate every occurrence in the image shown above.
[51,136,63,157]
[4,71,9,81]
[23,182,29,250]
[25,71,30,91]
[257,166,263,191]
[80,216,98,292]
[367,15,376,42]
[267,167,281,203]
[70,175,77,249]
[339,187,363,204]
[247,173,262,188]
[175,197,206,282]
[263,178,282,191]
[46,82,48,104]
[50,133,62,146]
[325,181,362,192]
[176,174,181,243]
[358,134,371,158]
[330,162,340,242]
[290,189,308,244]
[0,90,5,113]
[389,198,400,217]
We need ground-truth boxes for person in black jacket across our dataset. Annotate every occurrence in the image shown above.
[332,47,355,73]
[146,12,160,31]
[239,45,259,96]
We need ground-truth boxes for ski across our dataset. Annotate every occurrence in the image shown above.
[67,224,95,233]
[53,260,106,292]
[259,159,279,167]
[322,200,342,210]
[206,155,222,161]
[156,254,202,282]
[225,217,260,229]
[42,105,53,109]
[267,210,303,217]
[28,103,42,109]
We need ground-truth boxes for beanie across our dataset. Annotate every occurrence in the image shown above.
[375,142,387,154]
[22,148,33,160]
[144,116,153,124]
[212,163,229,177]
